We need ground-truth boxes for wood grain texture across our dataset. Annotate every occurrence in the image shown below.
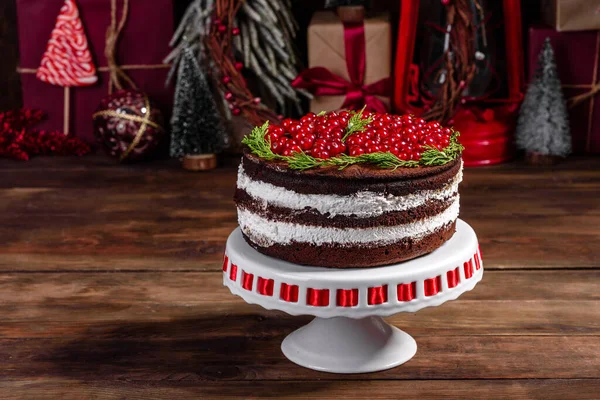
[0,155,598,398]
[3,379,599,400]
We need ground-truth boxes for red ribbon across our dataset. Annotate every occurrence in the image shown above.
[474,251,482,270]
[241,271,254,291]
[368,285,388,305]
[280,283,299,303]
[464,260,474,279]
[229,263,238,282]
[257,277,274,296]
[424,276,442,297]
[397,282,416,302]
[447,268,460,289]
[337,289,359,307]
[292,22,391,113]
[306,288,330,307]
[222,255,228,272]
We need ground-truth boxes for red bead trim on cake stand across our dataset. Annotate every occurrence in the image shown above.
[222,219,483,373]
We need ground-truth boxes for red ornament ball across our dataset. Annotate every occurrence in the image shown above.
[232,27,241,36]
[234,61,244,70]
[441,0,451,4]
[222,75,232,84]
[218,24,227,33]
[93,90,165,162]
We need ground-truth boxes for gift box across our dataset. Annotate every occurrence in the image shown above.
[16,0,174,145]
[541,0,600,32]
[301,11,392,113]
[528,26,600,153]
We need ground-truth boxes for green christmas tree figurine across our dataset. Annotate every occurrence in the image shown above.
[170,45,226,171]
[516,38,571,164]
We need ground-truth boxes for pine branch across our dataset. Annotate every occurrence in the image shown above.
[342,106,373,141]
[420,131,464,166]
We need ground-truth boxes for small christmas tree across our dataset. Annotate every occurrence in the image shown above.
[170,45,226,170]
[516,38,571,163]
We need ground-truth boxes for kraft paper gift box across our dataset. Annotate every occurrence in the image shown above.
[306,11,392,113]
[541,0,600,31]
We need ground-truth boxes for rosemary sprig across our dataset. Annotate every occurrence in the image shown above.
[420,131,464,166]
[241,120,463,171]
[342,106,373,141]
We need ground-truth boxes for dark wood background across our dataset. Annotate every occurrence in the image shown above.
[0,0,543,112]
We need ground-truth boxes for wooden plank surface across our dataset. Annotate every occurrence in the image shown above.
[2,379,600,400]
[0,155,598,398]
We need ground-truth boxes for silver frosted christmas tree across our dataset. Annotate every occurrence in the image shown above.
[170,45,226,170]
[516,38,571,163]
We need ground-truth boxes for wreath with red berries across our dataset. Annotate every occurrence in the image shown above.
[206,0,281,126]
[243,108,463,170]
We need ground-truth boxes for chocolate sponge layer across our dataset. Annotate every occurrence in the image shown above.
[235,187,456,228]
[242,151,462,196]
[242,221,456,268]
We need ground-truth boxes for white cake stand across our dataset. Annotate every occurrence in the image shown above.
[222,219,483,374]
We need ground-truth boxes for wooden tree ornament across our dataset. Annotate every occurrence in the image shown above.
[36,0,98,135]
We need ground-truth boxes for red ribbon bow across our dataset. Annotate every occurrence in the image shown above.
[292,22,391,113]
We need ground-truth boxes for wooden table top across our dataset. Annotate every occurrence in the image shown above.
[0,155,598,399]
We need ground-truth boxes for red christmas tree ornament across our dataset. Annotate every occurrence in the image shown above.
[36,0,97,87]
[93,90,165,163]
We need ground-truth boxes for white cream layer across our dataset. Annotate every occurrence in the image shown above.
[237,164,462,218]
[238,196,460,247]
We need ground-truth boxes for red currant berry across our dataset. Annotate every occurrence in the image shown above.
[427,121,441,130]
[329,141,346,155]
[301,113,316,124]
[281,118,295,131]
[407,132,419,143]
[331,127,344,139]
[299,134,316,150]
[318,150,331,159]
[271,140,285,154]
[349,147,365,156]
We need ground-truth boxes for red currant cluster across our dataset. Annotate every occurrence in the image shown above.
[267,111,453,161]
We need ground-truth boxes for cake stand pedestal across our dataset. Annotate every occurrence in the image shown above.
[223,219,483,374]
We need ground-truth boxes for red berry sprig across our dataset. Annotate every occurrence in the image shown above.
[242,110,463,171]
